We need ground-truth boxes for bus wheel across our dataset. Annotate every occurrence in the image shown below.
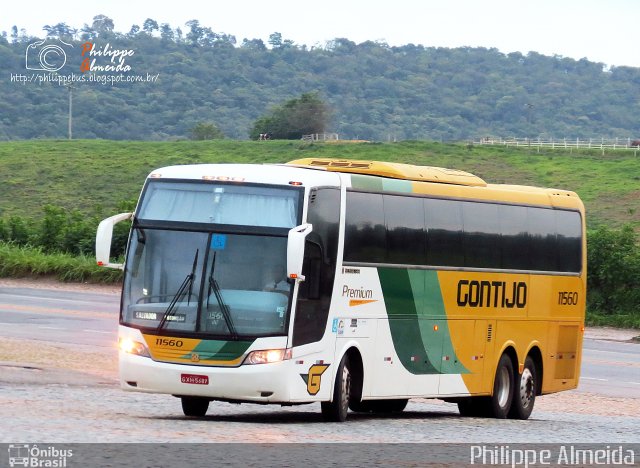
[321,355,351,422]
[181,396,209,417]
[509,356,537,420]
[489,354,514,418]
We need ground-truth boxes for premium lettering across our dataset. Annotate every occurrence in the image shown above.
[342,285,373,299]
[457,280,527,308]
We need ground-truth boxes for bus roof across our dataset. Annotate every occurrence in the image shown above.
[286,158,583,211]
[287,158,487,187]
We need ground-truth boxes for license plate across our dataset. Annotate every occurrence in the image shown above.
[181,373,209,385]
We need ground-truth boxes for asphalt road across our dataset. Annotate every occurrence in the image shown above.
[0,283,639,450]
[0,284,637,398]
[0,286,118,347]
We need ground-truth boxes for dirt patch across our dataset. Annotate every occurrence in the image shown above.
[535,390,640,417]
[0,336,118,382]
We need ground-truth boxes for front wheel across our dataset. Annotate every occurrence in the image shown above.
[489,354,514,419]
[321,355,351,422]
[509,356,537,420]
[181,396,209,417]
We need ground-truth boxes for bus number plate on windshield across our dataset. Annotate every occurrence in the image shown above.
[181,374,209,385]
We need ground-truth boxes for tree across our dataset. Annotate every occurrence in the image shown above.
[143,18,159,35]
[160,24,174,42]
[91,15,115,37]
[190,122,224,140]
[250,92,330,140]
[128,24,140,37]
[42,23,76,40]
[185,20,203,45]
[268,32,282,48]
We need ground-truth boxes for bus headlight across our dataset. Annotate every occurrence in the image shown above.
[119,337,150,357]
[244,348,291,365]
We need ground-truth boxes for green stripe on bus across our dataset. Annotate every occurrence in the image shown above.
[351,174,383,191]
[378,268,468,375]
[181,339,253,361]
[351,174,413,193]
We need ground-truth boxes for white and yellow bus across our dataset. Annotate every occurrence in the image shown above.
[97,158,586,422]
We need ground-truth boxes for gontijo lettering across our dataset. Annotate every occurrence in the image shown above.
[457,280,527,308]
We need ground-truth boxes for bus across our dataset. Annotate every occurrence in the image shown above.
[96,158,586,422]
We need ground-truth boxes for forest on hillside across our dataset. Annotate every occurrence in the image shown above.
[1,15,640,141]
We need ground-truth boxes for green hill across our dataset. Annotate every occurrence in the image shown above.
[0,139,638,229]
[2,23,640,141]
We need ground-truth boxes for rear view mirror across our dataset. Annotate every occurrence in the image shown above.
[96,212,133,270]
[287,223,313,282]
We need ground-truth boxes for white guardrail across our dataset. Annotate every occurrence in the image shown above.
[475,137,640,153]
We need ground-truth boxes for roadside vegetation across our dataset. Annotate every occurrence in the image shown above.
[0,139,638,327]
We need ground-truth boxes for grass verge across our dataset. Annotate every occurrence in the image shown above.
[586,312,640,330]
[0,243,122,283]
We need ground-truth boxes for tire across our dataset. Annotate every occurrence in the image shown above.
[489,354,514,419]
[508,356,537,420]
[321,355,351,422]
[181,396,209,417]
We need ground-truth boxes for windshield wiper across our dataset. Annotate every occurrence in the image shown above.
[157,249,199,332]
[207,251,238,340]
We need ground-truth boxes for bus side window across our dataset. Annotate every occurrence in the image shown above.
[299,240,322,300]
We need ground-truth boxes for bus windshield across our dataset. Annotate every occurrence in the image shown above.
[122,229,291,338]
[120,180,301,338]
[138,180,299,228]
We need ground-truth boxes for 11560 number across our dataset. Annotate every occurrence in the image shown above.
[155,338,184,347]
[558,291,579,306]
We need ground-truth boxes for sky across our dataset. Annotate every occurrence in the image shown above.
[3,0,639,68]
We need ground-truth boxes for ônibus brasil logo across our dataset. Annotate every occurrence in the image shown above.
[8,444,73,467]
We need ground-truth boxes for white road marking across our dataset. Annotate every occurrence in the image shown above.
[38,326,65,330]
[582,377,608,381]
[83,329,112,334]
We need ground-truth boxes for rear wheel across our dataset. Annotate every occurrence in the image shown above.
[321,355,351,422]
[181,396,209,417]
[489,354,515,418]
[509,356,537,420]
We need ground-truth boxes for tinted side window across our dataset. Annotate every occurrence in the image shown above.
[294,188,340,346]
[425,198,464,267]
[344,192,386,263]
[384,194,426,265]
[462,202,501,269]
[556,210,582,273]
[499,204,529,270]
[528,207,558,271]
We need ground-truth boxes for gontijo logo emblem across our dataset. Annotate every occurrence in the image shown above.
[300,364,330,395]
